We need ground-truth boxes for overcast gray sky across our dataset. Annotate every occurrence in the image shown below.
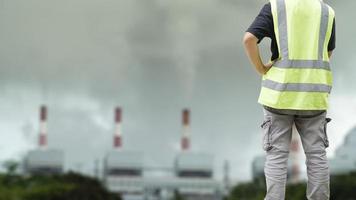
[0,0,355,182]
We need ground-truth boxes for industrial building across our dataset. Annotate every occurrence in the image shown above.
[24,105,64,175]
[252,155,300,182]
[21,105,223,199]
[104,107,223,200]
[173,109,221,200]
[252,155,265,181]
[103,107,145,196]
[329,126,356,175]
[253,126,356,180]
[252,127,302,182]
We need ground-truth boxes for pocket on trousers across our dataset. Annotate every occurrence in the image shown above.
[322,118,331,148]
[261,118,273,151]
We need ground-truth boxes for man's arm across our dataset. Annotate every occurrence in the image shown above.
[243,32,272,75]
[328,19,335,59]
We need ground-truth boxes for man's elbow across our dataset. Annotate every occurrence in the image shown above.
[328,51,333,58]
[243,32,258,46]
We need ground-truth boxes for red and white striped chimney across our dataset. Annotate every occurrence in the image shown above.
[39,105,48,148]
[113,107,122,149]
[290,126,300,183]
[181,109,190,151]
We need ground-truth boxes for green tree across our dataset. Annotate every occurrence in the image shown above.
[228,172,356,200]
[2,160,19,175]
[0,172,121,200]
[173,189,185,200]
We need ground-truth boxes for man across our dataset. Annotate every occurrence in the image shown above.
[243,0,335,199]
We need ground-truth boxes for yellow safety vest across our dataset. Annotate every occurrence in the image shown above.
[258,0,335,110]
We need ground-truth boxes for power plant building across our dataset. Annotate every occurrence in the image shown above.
[253,127,356,179]
[173,109,220,198]
[104,107,145,195]
[329,127,356,175]
[24,106,64,175]
[25,149,64,175]
[252,155,265,180]
[22,106,223,199]
[252,128,302,181]
[104,108,223,200]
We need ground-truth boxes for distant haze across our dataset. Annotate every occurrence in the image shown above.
[0,0,355,182]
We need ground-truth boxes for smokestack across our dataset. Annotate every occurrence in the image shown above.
[114,107,122,149]
[290,126,300,183]
[39,105,47,148]
[181,109,190,151]
[223,160,231,194]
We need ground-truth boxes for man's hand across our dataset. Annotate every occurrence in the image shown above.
[328,51,333,59]
[243,32,271,76]
[262,61,274,74]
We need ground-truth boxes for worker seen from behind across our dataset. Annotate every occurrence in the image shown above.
[243,0,335,199]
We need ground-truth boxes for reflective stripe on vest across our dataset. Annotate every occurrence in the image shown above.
[262,79,332,93]
[258,0,335,110]
[273,59,330,70]
[273,0,330,69]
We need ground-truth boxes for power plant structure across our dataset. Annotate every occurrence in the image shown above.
[253,125,356,180]
[223,160,231,195]
[329,126,356,175]
[21,105,223,199]
[104,107,223,200]
[19,104,356,197]
[252,126,302,183]
[252,155,265,181]
[289,125,301,183]
[24,105,64,175]
[173,109,220,200]
[103,107,145,197]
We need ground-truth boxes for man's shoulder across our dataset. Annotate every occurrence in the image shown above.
[259,2,272,16]
[263,2,271,10]
[323,2,335,16]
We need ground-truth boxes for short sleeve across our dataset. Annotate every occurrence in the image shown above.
[327,18,336,51]
[246,3,274,43]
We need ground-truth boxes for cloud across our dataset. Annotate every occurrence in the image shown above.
[0,0,355,182]
[328,94,356,157]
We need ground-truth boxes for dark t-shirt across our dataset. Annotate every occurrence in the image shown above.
[247,3,336,61]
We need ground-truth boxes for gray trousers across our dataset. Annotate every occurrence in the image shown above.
[262,108,331,200]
